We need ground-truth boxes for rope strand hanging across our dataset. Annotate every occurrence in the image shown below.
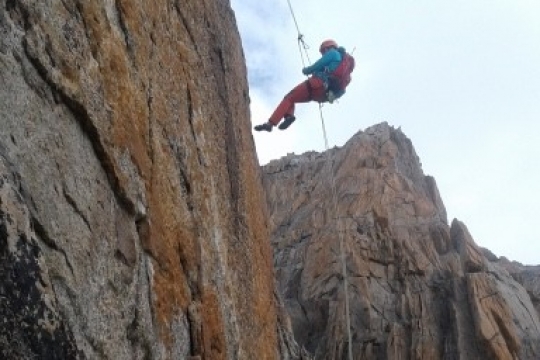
[286,0,312,67]
[285,1,353,359]
[318,105,353,360]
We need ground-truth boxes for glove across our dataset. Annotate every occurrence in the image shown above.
[302,67,310,75]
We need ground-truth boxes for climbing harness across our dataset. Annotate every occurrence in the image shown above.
[286,1,353,359]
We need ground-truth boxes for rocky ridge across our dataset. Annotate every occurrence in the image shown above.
[263,123,540,360]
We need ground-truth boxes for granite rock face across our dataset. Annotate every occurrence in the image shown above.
[0,0,295,359]
[263,123,540,360]
[488,255,540,324]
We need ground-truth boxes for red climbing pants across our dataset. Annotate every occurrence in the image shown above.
[268,76,327,126]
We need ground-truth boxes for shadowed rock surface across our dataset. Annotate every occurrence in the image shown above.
[263,123,540,360]
[0,0,303,359]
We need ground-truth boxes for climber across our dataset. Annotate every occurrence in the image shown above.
[254,39,354,132]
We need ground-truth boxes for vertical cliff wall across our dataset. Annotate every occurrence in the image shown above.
[263,123,540,360]
[0,0,288,359]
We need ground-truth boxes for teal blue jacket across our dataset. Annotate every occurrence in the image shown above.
[302,48,342,82]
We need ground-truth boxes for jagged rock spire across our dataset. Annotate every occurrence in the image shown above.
[263,122,540,360]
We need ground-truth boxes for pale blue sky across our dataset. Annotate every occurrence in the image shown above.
[231,0,540,265]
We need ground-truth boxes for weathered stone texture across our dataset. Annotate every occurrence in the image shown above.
[0,151,80,359]
[0,0,291,358]
[264,123,540,359]
[486,256,540,340]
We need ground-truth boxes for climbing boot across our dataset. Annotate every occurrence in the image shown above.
[254,122,273,132]
[278,115,296,130]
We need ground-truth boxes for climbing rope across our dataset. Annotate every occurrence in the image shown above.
[318,106,354,360]
[285,0,312,68]
[285,1,353,358]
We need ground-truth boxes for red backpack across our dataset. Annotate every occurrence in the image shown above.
[328,50,355,92]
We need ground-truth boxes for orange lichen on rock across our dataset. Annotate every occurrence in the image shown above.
[1,0,284,358]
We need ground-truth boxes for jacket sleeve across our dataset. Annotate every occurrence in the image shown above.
[303,49,342,75]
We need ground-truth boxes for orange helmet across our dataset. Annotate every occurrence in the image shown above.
[319,39,338,54]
